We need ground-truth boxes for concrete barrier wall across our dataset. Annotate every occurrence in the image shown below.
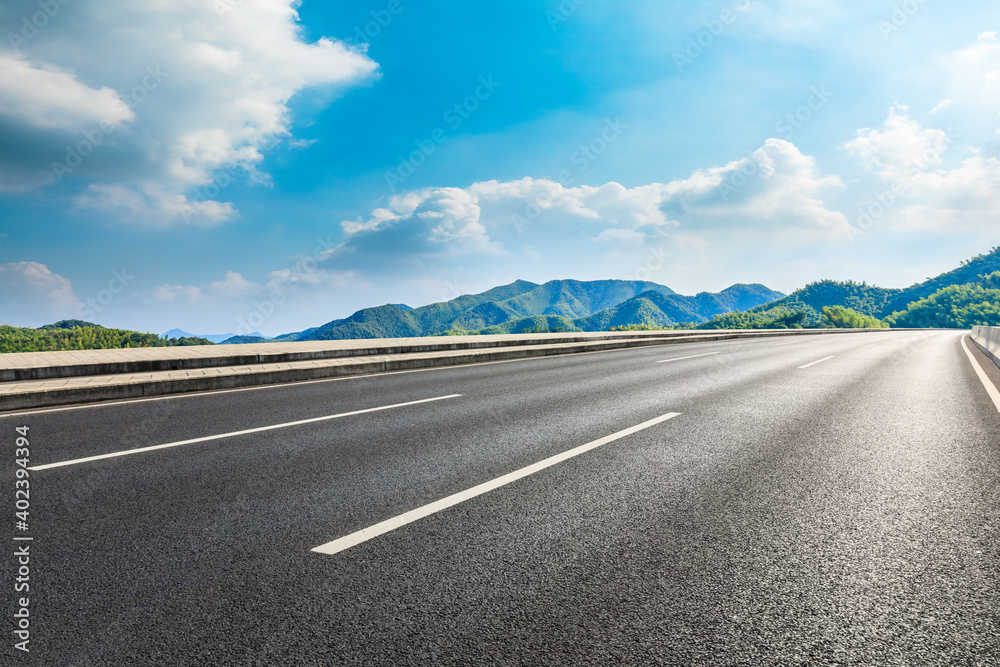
[0,328,916,411]
[0,328,910,383]
[971,326,1000,369]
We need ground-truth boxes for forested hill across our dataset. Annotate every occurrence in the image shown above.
[271,280,783,341]
[0,321,214,353]
[883,246,1000,315]
[695,246,1000,330]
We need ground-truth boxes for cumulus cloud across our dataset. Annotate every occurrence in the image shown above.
[845,106,1000,233]
[664,138,850,238]
[0,54,133,131]
[322,138,850,274]
[843,105,951,183]
[938,32,1000,120]
[75,183,238,225]
[0,261,79,326]
[0,0,377,223]
[952,31,1000,81]
[891,153,1000,232]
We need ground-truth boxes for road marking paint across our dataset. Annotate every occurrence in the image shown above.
[772,341,800,347]
[863,343,878,348]
[28,394,463,471]
[961,335,1000,413]
[657,352,721,364]
[799,356,835,369]
[311,411,683,556]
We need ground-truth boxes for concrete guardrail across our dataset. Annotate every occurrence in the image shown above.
[971,326,1000,369]
[0,328,921,411]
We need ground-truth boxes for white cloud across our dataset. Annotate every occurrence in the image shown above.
[893,153,1000,232]
[939,31,1000,120]
[594,228,647,246]
[265,268,363,291]
[742,0,848,40]
[678,138,850,238]
[322,138,850,275]
[0,0,378,223]
[953,31,1000,78]
[74,184,237,226]
[846,107,1000,234]
[0,54,133,131]
[146,284,203,303]
[930,99,953,115]
[0,261,79,326]
[209,271,263,297]
[843,105,951,183]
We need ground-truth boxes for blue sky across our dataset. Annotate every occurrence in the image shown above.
[2,0,1000,336]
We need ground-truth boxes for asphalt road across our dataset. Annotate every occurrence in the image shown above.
[3,330,999,665]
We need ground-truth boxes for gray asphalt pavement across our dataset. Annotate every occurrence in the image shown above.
[3,330,998,665]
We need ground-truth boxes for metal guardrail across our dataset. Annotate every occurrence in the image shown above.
[971,326,1000,369]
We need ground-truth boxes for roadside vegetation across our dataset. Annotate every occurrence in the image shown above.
[0,321,214,353]
[884,277,1000,328]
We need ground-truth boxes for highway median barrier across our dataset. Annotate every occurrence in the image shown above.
[971,326,1000,370]
[0,328,905,411]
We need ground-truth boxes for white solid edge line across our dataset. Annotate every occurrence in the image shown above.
[656,351,721,364]
[311,411,683,556]
[961,335,1000,413]
[28,394,463,471]
[798,356,835,369]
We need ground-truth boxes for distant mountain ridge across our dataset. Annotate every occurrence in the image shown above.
[165,328,266,344]
[697,245,1000,329]
[259,280,784,343]
[215,246,1000,343]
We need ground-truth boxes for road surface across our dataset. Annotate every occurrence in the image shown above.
[4,330,999,665]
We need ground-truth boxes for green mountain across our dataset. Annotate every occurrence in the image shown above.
[884,246,1000,315]
[282,279,782,341]
[476,316,580,335]
[698,246,1000,330]
[698,280,901,329]
[283,280,540,341]
[573,285,783,331]
[885,280,1000,328]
